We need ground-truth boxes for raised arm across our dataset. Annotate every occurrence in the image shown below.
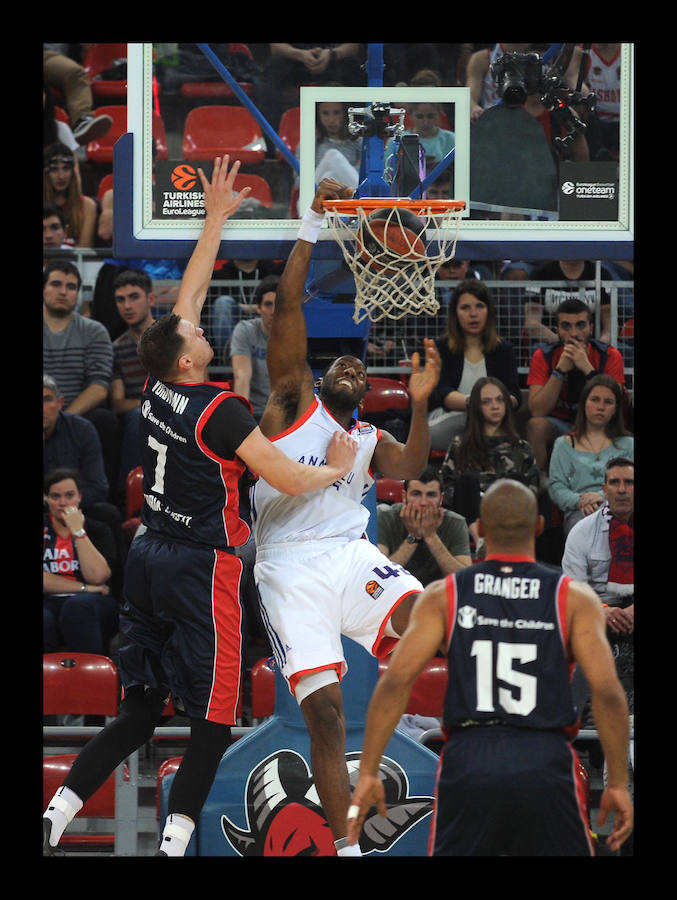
[371,338,441,479]
[259,178,353,436]
[173,157,251,327]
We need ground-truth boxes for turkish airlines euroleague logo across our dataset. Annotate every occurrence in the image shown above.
[170,164,199,191]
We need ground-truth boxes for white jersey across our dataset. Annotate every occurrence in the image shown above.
[586,44,621,122]
[250,395,380,548]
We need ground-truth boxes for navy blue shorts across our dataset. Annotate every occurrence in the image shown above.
[430,726,594,856]
[118,531,244,725]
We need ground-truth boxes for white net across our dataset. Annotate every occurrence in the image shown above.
[323,202,464,323]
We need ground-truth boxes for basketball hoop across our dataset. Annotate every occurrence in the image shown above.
[322,198,465,324]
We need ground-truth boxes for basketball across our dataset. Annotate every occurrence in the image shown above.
[358,207,426,266]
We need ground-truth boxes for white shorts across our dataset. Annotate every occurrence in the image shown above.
[254,538,422,699]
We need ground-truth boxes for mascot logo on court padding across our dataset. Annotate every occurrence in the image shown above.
[220,750,433,856]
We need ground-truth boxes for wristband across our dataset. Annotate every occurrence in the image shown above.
[297,207,325,244]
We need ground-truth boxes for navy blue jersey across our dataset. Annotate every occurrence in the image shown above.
[140,377,256,549]
[442,556,578,735]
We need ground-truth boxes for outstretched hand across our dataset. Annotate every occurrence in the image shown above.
[311,177,354,214]
[197,156,251,225]
[407,338,442,404]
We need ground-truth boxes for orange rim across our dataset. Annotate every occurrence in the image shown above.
[322,198,465,215]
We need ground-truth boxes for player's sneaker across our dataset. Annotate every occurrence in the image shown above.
[43,818,64,857]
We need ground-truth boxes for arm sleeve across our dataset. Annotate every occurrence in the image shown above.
[200,395,258,460]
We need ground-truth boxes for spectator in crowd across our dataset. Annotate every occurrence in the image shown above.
[209,258,284,360]
[92,250,187,342]
[385,69,455,172]
[524,259,623,350]
[109,269,156,502]
[562,455,634,856]
[43,467,119,656]
[43,202,71,251]
[526,297,626,473]
[43,44,112,145]
[427,279,522,452]
[230,275,279,421]
[377,465,471,585]
[43,82,79,155]
[43,259,120,494]
[465,43,532,121]
[258,43,365,137]
[440,376,540,552]
[582,43,622,161]
[43,142,98,249]
[43,373,126,593]
[314,100,362,189]
[548,374,633,535]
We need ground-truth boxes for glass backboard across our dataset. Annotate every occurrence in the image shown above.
[116,42,633,262]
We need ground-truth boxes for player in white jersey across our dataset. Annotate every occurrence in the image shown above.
[253,177,441,856]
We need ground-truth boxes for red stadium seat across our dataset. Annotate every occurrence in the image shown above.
[121,466,143,545]
[378,656,448,717]
[86,106,168,164]
[83,43,128,100]
[43,754,128,850]
[156,757,182,819]
[54,105,70,125]
[250,657,276,720]
[376,476,405,504]
[277,106,300,159]
[43,653,120,718]
[233,173,273,208]
[97,172,114,201]
[361,377,410,415]
[182,105,266,164]
[125,466,144,519]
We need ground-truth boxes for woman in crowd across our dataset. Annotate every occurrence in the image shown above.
[427,278,522,451]
[440,376,539,551]
[43,141,98,249]
[548,373,634,534]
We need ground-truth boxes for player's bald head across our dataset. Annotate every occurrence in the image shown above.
[479,480,539,548]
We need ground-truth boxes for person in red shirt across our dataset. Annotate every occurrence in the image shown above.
[526,298,625,472]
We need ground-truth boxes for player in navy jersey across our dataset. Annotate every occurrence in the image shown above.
[347,479,633,856]
[43,157,357,858]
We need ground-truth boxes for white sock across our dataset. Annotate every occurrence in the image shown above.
[43,786,83,846]
[159,813,195,856]
[334,837,362,857]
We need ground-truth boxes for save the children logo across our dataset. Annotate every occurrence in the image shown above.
[220,749,433,856]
